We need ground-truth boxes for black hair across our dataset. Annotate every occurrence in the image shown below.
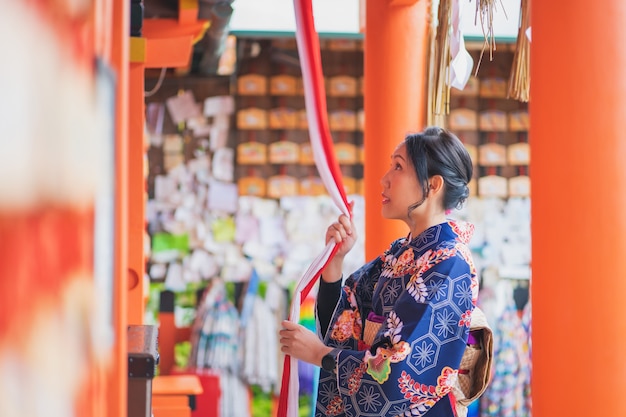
[404,126,474,211]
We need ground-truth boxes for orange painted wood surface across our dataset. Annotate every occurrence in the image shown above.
[127,61,146,325]
[142,17,208,40]
[153,396,192,417]
[157,308,192,376]
[152,375,202,417]
[153,395,189,408]
[153,375,204,396]
[178,0,199,25]
[0,209,92,336]
[140,19,209,68]
[147,36,195,68]
[171,371,221,417]
[110,0,130,416]
[152,406,191,417]
[158,311,177,375]
[530,1,626,417]
[363,0,429,258]
[388,0,420,5]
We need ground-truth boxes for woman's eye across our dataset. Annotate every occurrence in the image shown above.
[395,163,402,170]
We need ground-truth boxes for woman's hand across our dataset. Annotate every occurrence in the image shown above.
[279,320,333,367]
[321,202,357,283]
[325,209,357,259]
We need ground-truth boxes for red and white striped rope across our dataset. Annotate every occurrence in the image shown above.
[277,1,351,415]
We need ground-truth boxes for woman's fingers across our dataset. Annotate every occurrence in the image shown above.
[281,320,297,330]
[279,321,325,365]
[279,322,293,352]
[338,215,352,235]
[335,217,353,235]
[280,321,302,356]
[325,213,357,255]
[327,223,344,244]
[280,323,296,341]
[333,223,347,241]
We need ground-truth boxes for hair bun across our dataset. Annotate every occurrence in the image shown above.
[463,184,470,198]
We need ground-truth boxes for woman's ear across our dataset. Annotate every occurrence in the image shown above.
[428,175,445,195]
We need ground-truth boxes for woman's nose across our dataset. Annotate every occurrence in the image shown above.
[380,171,389,187]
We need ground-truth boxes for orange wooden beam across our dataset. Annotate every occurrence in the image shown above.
[147,36,196,68]
[363,0,430,258]
[153,375,203,397]
[127,60,146,325]
[126,7,209,323]
[152,374,203,417]
[109,0,130,415]
[138,19,209,69]
[158,310,177,375]
[142,17,209,40]
[388,0,420,6]
[178,0,200,25]
[142,18,209,43]
[531,1,626,417]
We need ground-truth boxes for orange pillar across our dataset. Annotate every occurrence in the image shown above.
[128,60,146,325]
[109,0,129,415]
[531,2,626,417]
[363,0,429,258]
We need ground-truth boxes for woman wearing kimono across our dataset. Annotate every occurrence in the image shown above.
[280,127,477,417]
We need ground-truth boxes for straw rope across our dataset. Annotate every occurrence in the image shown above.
[508,0,531,102]
[473,0,504,74]
[430,0,452,122]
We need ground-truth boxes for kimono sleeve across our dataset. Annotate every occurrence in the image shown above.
[327,255,475,417]
[316,256,383,350]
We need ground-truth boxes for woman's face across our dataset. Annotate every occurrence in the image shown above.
[380,142,424,221]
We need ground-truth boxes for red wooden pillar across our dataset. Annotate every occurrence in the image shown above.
[125,0,209,328]
[531,2,626,416]
[363,0,430,258]
[109,0,130,415]
[127,56,146,325]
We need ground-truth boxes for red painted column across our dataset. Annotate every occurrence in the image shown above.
[531,2,626,416]
[109,0,129,415]
[363,0,429,258]
[127,61,146,325]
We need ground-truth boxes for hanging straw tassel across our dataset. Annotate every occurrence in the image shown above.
[430,0,452,121]
[474,0,504,74]
[508,0,531,102]
[427,4,437,127]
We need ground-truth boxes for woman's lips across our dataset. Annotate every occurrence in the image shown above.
[381,193,390,204]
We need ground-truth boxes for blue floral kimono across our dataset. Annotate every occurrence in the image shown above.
[315,220,478,417]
